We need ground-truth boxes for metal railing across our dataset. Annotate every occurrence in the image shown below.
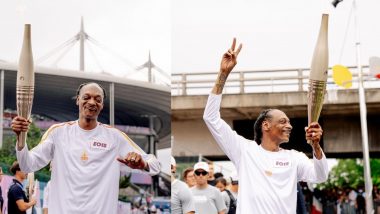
[171,65,379,96]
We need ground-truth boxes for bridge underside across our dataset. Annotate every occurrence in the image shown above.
[172,89,380,120]
[172,89,380,158]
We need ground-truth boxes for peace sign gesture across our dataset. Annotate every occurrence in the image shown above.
[213,38,243,94]
[220,38,242,74]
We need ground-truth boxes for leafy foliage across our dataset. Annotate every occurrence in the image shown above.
[0,123,51,182]
[119,175,132,189]
[370,159,380,186]
[318,158,380,190]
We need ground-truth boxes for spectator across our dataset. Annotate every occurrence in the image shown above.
[7,161,36,214]
[191,162,226,214]
[207,162,216,186]
[356,189,365,214]
[296,182,307,214]
[216,177,236,214]
[171,157,195,214]
[183,168,196,188]
[229,173,238,200]
[214,172,224,180]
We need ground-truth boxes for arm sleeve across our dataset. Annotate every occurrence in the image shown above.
[203,93,247,168]
[296,150,329,183]
[10,187,25,201]
[214,189,227,212]
[179,185,195,213]
[16,126,56,173]
[118,131,161,176]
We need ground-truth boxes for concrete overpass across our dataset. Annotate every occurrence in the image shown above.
[171,66,380,159]
[0,62,171,150]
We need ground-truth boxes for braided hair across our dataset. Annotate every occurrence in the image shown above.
[76,82,107,100]
[253,109,273,144]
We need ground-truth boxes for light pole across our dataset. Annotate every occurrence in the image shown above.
[333,0,374,212]
[141,114,158,196]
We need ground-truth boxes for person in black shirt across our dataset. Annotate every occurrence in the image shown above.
[215,177,237,214]
[296,182,307,214]
[7,161,36,214]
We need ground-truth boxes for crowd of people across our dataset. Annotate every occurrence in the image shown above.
[172,158,380,214]
[303,184,380,214]
[171,157,238,214]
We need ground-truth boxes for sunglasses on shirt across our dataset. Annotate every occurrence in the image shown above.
[194,170,208,176]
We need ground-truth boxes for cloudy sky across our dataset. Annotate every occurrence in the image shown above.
[0,0,170,82]
[172,0,380,74]
[1,0,379,78]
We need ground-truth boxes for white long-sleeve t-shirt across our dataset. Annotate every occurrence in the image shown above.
[203,93,328,214]
[16,121,160,214]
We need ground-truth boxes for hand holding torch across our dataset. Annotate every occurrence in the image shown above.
[307,14,329,145]
[16,24,34,149]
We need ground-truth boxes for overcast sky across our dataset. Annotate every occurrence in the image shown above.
[172,0,380,74]
[0,0,170,81]
[1,0,379,78]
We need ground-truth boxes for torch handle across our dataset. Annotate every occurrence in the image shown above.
[16,85,34,149]
[307,79,326,145]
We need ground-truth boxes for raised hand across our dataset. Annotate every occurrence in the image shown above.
[213,38,242,94]
[220,38,243,74]
[305,122,323,159]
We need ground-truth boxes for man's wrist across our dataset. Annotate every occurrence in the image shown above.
[16,143,25,151]
[143,161,150,172]
[27,201,34,208]
[312,144,323,159]
[213,72,228,94]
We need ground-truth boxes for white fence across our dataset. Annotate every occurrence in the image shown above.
[171,66,379,96]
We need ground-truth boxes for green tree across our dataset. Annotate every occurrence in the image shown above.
[371,159,380,186]
[318,158,380,190]
[0,123,51,182]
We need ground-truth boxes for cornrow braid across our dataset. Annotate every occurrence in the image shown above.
[253,109,273,144]
[76,82,107,100]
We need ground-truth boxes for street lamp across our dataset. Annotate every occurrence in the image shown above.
[332,0,374,213]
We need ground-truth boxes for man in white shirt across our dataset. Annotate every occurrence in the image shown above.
[171,157,195,214]
[11,82,161,214]
[203,39,329,214]
[191,162,226,214]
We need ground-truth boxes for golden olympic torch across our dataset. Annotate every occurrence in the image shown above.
[307,14,329,144]
[16,24,34,149]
